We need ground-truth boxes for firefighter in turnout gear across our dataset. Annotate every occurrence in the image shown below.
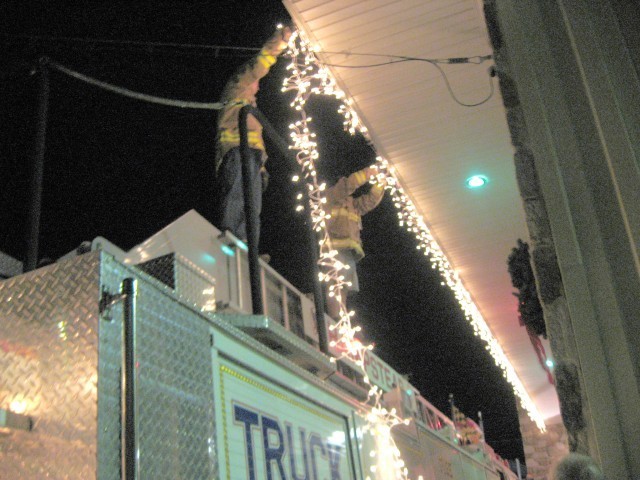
[214,25,292,241]
[325,166,386,318]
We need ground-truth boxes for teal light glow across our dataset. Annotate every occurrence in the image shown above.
[221,245,235,257]
[465,175,489,189]
[201,253,216,265]
[545,359,554,368]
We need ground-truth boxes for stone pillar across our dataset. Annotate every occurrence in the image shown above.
[485,1,640,478]
[518,406,569,480]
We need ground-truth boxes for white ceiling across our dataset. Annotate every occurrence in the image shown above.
[283,0,560,421]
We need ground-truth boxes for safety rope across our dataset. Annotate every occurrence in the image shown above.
[48,60,225,110]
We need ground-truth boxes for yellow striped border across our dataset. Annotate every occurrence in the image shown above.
[219,363,340,479]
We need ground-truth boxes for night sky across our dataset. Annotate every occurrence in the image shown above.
[1,1,525,461]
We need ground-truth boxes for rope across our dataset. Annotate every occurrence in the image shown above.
[48,60,225,110]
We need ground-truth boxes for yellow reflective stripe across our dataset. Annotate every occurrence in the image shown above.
[229,98,250,107]
[330,238,365,258]
[219,130,264,150]
[330,208,360,223]
[353,171,368,185]
[258,51,277,68]
[219,130,262,141]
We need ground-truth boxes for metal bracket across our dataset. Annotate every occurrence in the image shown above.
[99,289,127,317]
[0,408,33,432]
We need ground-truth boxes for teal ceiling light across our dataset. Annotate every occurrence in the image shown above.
[465,175,489,189]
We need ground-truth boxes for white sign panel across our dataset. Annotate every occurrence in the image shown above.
[219,361,355,480]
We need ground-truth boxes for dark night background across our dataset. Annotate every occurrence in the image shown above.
[0,1,525,462]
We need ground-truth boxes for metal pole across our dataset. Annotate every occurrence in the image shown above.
[516,458,523,480]
[25,57,50,272]
[448,393,455,422]
[251,107,327,353]
[302,200,329,354]
[121,278,137,480]
[448,393,461,443]
[239,105,263,315]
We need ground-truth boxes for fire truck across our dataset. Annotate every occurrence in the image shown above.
[0,210,518,479]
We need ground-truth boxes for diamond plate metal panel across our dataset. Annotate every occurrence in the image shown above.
[135,280,217,479]
[101,255,218,480]
[0,252,102,479]
[1,251,219,479]
[97,256,125,480]
[174,255,217,314]
[135,253,217,314]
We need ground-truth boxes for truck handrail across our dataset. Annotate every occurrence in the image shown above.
[238,104,328,354]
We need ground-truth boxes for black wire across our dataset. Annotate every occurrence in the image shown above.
[0,32,261,54]
[428,60,495,107]
[322,58,413,68]
[320,56,495,107]
[318,51,492,66]
[4,32,495,106]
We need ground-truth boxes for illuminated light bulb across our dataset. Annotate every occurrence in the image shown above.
[466,175,489,189]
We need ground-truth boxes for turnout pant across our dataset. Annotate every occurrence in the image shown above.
[214,147,263,242]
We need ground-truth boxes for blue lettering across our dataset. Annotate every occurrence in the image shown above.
[233,403,347,480]
[262,415,286,480]
[234,404,260,480]
[327,444,343,480]
[286,424,309,480]
[309,433,327,480]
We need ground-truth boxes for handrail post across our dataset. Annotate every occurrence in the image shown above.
[239,105,263,315]
[25,57,50,272]
[301,202,328,354]
[247,107,328,354]
[121,278,137,480]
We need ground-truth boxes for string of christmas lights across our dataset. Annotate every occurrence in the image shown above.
[282,26,546,477]
[282,29,411,479]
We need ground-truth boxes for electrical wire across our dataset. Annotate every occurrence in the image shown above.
[429,60,495,107]
[15,32,495,108]
[319,53,495,107]
[319,51,492,65]
[320,58,413,68]
[1,33,260,56]
[48,60,225,110]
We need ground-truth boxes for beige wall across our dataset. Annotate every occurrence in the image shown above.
[518,407,568,480]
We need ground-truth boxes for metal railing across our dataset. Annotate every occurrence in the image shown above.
[238,104,328,354]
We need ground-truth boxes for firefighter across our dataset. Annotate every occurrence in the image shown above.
[214,24,292,241]
[324,165,386,318]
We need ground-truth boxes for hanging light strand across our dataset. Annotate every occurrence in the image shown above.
[283,26,546,477]
[282,30,411,479]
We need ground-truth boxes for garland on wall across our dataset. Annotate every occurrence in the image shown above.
[507,239,546,338]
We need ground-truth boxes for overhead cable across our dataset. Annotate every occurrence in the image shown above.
[318,52,495,107]
[1,33,259,57]
[318,51,493,66]
[48,60,224,110]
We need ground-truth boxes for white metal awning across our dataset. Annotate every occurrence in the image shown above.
[283,0,560,422]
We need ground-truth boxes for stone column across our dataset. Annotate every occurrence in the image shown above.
[518,406,569,480]
[485,1,640,478]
